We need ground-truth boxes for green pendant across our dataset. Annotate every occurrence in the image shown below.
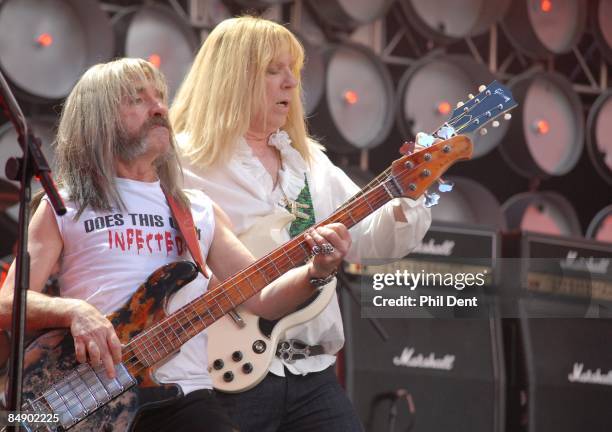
[285,176,316,238]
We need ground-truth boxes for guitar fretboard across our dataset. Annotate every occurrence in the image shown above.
[123,180,394,372]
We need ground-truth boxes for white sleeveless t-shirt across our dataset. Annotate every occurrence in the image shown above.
[46,178,215,394]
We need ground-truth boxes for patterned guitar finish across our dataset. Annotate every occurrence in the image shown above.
[12,262,197,431]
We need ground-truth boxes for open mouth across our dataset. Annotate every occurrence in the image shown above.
[276,101,289,107]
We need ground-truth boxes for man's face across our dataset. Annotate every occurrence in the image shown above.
[249,48,298,135]
[117,81,171,162]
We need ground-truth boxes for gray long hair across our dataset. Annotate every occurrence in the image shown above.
[55,58,188,217]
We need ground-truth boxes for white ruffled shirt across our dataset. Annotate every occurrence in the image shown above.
[178,131,432,376]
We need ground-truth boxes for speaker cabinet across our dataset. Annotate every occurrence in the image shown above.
[341,285,505,432]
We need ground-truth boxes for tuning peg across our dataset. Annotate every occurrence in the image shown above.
[468,94,475,99]
[456,101,464,108]
[504,113,512,120]
[424,191,440,208]
[492,120,500,128]
[479,128,488,136]
[437,178,454,193]
[478,84,486,92]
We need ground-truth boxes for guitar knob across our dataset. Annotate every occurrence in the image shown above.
[479,128,488,136]
[492,120,500,128]
[213,359,224,370]
[242,363,253,374]
[232,351,243,362]
[504,113,512,120]
[478,84,486,92]
[223,371,234,382]
[468,93,475,99]
[253,340,267,354]
[456,101,464,108]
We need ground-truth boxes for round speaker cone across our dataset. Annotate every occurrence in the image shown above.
[502,192,582,236]
[0,0,114,100]
[401,0,510,43]
[586,90,612,186]
[586,205,612,243]
[430,176,505,229]
[311,42,394,153]
[297,34,325,116]
[308,0,395,30]
[114,5,198,100]
[500,71,584,178]
[396,55,509,158]
[593,0,612,64]
[502,0,587,58]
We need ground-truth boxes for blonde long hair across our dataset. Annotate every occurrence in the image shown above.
[170,16,316,167]
[55,58,188,217]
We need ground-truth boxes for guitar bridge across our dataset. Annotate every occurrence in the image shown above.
[29,362,136,430]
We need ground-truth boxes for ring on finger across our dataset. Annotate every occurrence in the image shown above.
[312,245,322,255]
[321,243,334,255]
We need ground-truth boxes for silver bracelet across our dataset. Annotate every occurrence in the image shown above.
[309,270,337,288]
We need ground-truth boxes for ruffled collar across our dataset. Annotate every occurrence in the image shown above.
[235,130,308,202]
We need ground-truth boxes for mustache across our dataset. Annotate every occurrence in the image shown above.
[142,115,171,133]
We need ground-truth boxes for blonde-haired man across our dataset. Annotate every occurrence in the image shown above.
[171,16,431,432]
[0,58,351,431]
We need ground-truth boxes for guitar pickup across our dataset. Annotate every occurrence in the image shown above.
[228,310,246,328]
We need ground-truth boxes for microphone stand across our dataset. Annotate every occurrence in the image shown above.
[0,71,65,431]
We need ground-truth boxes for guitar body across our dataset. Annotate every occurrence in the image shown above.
[4,261,198,431]
[207,212,336,393]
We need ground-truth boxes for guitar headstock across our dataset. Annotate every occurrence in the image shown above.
[390,136,473,200]
[441,80,517,137]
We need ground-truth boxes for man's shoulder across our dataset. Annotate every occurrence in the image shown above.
[183,188,212,208]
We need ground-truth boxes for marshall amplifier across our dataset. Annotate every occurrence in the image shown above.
[501,232,612,431]
[343,222,500,318]
[504,318,612,432]
[341,290,505,432]
[501,231,612,316]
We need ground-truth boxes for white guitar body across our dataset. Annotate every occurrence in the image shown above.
[207,211,336,393]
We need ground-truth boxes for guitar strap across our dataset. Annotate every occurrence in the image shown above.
[162,187,210,278]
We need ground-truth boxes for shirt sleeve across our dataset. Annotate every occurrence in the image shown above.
[311,150,432,263]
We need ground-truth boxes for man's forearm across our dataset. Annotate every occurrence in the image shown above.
[0,291,81,331]
[243,265,318,320]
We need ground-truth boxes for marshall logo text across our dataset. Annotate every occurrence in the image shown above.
[393,347,455,371]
